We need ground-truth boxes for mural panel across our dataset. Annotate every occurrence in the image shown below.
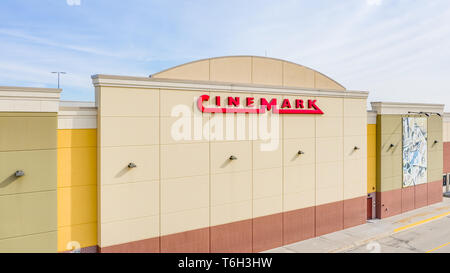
[402,117,428,187]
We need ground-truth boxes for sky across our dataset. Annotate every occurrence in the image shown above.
[1,0,450,110]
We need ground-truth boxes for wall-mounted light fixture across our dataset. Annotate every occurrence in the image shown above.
[15,170,25,177]
[434,140,439,145]
[354,146,360,151]
[298,150,305,155]
[389,144,395,149]
[229,155,238,161]
[128,162,137,169]
[408,111,441,117]
[408,111,423,116]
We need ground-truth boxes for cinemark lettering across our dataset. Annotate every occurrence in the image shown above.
[197,95,324,114]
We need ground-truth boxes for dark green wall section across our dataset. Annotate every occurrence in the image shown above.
[0,112,57,253]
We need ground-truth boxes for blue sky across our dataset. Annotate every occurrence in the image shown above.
[1,0,450,109]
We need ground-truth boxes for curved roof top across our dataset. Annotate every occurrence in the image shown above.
[151,56,345,91]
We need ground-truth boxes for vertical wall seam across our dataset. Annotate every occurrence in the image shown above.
[158,88,162,253]
[250,57,253,84]
[342,98,345,228]
[251,106,254,252]
[208,90,211,253]
[281,106,284,245]
[314,95,317,237]
[208,60,211,81]
[97,87,102,248]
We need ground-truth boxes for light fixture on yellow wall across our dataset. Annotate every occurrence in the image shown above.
[128,162,137,168]
[15,170,25,177]
[298,150,305,155]
[229,155,238,161]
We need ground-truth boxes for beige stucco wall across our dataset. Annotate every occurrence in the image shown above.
[152,56,346,91]
[93,71,367,248]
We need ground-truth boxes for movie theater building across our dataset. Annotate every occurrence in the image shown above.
[0,56,448,253]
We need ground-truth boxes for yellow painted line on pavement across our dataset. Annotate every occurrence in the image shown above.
[394,211,450,233]
[396,205,450,224]
[427,242,450,253]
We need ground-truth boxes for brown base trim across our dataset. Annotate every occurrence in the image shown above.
[315,201,343,236]
[444,142,450,173]
[376,189,401,219]
[210,219,253,253]
[161,227,210,253]
[252,213,283,253]
[377,180,443,219]
[344,196,367,229]
[401,186,415,213]
[428,180,443,205]
[283,206,315,245]
[415,183,428,209]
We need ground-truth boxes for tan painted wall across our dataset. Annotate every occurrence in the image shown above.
[376,115,402,192]
[377,114,444,193]
[152,56,346,91]
[95,78,367,248]
[428,116,443,182]
[0,113,57,253]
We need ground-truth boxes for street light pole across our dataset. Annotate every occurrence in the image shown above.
[51,72,66,89]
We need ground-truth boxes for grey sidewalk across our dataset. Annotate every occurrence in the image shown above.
[265,197,450,253]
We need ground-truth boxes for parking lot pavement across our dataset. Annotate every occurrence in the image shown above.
[346,212,450,253]
[265,197,450,253]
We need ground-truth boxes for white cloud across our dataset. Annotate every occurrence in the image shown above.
[66,0,81,6]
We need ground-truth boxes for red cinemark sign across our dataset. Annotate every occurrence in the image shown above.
[197,95,324,114]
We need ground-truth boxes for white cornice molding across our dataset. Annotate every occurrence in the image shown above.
[91,74,369,99]
[371,102,445,116]
[367,111,377,124]
[0,86,61,112]
[58,101,97,129]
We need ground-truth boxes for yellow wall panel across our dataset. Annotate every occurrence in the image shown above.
[57,129,97,252]
[57,223,97,251]
[367,124,377,193]
[57,129,97,149]
[57,147,97,188]
[57,185,97,227]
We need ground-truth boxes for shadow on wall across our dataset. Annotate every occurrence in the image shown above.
[0,174,20,188]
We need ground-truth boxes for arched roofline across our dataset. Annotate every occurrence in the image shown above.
[150,55,345,90]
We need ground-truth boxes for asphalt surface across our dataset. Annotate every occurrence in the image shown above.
[345,212,450,253]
